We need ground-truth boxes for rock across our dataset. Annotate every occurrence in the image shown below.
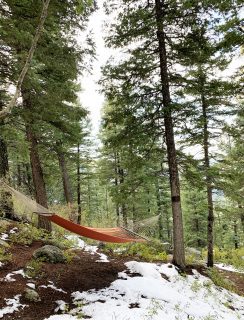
[162,242,172,252]
[33,245,66,263]
[24,288,41,302]
[186,247,201,257]
[43,239,67,250]
[0,239,10,248]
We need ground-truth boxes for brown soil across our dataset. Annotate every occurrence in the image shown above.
[0,240,126,320]
[0,225,243,319]
[185,264,244,295]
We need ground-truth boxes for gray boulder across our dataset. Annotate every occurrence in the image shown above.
[186,247,202,258]
[33,245,66,263]
[24,288,41,302]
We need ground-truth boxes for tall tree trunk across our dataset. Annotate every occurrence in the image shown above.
[193,202,201,247]
[118,167,127,227]
[0,128,14,219]
[17,161,22,187]
[77,144,82,224]
[57,149,73,204]
[25,126,51,231]
[238,205,244,232]
[233,220,238,249]
[0,130,9,179]
[156,180,163,240]
[56,143,75,221]
[201,91,214,267]
[114,152,120,225]
[22,90,51,231]
[155,0,185,268]
[24,163,34,195]
[105,184,109,219]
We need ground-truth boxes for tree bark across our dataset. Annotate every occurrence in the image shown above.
[22,90,51,231]
[155,0,185,268]
[114,152,120,225]
[0,0,51,120]
[57,148,73,205]
[23,163,34,195]
[201,91,214,267]
[57,145,76,221]
[233,220,238,249]
[0,108,14,219]
[156,180,164,240]
[77,144,82,224]
[118,167,127,227]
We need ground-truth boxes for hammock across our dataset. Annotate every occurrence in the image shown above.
[40,213,147,243]
[1,182,147,243]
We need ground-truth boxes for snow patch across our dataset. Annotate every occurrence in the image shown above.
[215,263,244,274]
[40,281,67,293]
[125,261,162,279]
[9,227,18,234]
[3,269,27,282]
[44,316,78,320]
[0,233,8,241]
[55,300,68,312]
[26,283,36,289]
[66,235,109,263]
[70,261,244,320]
[0,295,26,318]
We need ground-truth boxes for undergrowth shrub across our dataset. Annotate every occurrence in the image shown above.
[25,258,44,278]
[103,241,168,262]
[9,222,76,249]
[202,246,244,270]
[0,221,9,234]
[0,247,12,263]
[63,249,76,263]
[207,267,236,293]
[9,223,47,245]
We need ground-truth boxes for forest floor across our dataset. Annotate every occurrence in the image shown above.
[0,222,244,320]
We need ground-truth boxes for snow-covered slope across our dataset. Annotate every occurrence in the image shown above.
[44,259,244,320]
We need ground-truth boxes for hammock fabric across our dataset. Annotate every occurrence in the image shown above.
[43,214,146,243]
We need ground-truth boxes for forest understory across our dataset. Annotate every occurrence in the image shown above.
[0,220,244,320]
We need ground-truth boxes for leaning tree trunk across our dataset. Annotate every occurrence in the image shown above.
[201,92,214,267]
[22,90,51,231]
[155,0,185,268]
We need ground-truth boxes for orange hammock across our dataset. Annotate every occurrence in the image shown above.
[42,214,147,243]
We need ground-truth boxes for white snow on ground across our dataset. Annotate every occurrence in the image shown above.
[0,262,4,267]
[2,269,27,282]
[9,227,18,234]
[26,283,36,289]
[0,233,8,241]
[69,262,244,320]
[215,263,244,274]
[44,316,77,320]
[55,300,68,312]
[66,235,109,262]
[0,295,26,318]
[40,281,67,293]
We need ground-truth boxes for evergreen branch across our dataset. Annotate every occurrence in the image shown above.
[0,0,51,120]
